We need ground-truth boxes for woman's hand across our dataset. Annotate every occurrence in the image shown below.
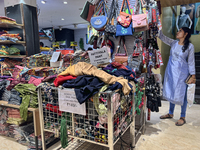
[188,75,196,84]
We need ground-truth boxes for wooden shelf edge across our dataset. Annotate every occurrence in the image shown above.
[0,55,26,58]
[0,100,38,112]
[39,36,49,40]
[0,40,25,45]
[0,22,23,28]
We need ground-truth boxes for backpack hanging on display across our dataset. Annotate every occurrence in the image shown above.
[91,0,108,31]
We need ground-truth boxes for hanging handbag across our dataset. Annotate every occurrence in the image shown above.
[132,0,149,31]
[116,23,133,36]
[91,0,108,30]
[80,1,92,21]
[117,0,132,28]
[87,4,95,22]
[105,0,119,34]
[114,37,128,65]
[128,39,143,75]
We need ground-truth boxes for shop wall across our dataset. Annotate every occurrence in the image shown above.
[40,39,52,47]
[74,28,92,50]
[160,7,175,80]
[190,35,200,52]
[55,29,74,48]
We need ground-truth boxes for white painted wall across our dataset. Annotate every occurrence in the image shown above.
[40,39,52,47]
[74,28,93,50]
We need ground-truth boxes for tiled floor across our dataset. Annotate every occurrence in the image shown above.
[0,101,199,150]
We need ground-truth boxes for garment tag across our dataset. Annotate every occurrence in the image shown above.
[58,89,86,115]
[88,47,110,66]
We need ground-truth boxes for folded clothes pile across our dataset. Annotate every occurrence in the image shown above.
[8,89,22,105]
[0,33,22,43]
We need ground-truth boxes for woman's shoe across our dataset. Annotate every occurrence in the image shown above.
[175,117,186,126]
[160,113,173,119]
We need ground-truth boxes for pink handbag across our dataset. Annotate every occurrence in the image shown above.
[132,14,148,28]
[132,0,148,30]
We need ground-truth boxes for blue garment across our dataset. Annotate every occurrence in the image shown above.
[62,75,104,104]
[169,86,187,117]
[159,31,195,106]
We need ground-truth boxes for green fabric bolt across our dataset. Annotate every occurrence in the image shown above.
[60,113,68,148]
[14,83,37,121]
[135,83,144,115]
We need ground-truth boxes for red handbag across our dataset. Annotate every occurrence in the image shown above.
[87,4,95,22]
[117,0,132,28]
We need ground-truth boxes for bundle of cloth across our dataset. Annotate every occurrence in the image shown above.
[54,62,136,104]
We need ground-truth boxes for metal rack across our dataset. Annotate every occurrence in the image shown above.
[38,76,146,150]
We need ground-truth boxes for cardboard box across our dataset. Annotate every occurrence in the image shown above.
[50,52,63,67]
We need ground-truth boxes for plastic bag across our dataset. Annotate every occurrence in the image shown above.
[187,84,196,107]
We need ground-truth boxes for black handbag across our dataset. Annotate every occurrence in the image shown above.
[105,0,119,34]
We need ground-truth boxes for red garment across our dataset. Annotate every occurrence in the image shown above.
[111,62,128,70]
[54,75,77,87]
[111,62,134,78]
[46,103,62,116]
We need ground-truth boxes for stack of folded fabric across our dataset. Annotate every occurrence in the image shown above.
[6,108,33,125]
[0,16,16,24]
[8,89,22,105]
[28,132,55,149]
[0,33,22,43]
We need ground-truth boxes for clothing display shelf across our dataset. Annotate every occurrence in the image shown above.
[0,21,23,29]
[0,3,27,56]
[0,100,41,150]
[38,82,146,150]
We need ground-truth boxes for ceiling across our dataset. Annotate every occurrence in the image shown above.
[0,0,89,30]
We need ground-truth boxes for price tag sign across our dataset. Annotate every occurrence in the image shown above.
[58,89,86,115]
[88,47,110,66]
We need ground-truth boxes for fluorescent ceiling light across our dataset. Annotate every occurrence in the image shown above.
[63,1,67,4]
[61,18,65,20]
[41,1,46,4]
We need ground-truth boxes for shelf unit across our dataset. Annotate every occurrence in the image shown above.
[0,100,41,149]
[0,55,26,58]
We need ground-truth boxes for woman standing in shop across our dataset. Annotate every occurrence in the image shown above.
[158,27,196,126]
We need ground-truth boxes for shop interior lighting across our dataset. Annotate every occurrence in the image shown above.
[41,1,46,4]
[61,18,65,20]
[63,1,68,4]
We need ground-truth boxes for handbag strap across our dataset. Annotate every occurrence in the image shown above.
[120,0,131,14]
[93,0,107,17]
[115,37,128,56]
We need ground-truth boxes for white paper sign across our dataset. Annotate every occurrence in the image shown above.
[58,89,86,115]
[88,47,110,66]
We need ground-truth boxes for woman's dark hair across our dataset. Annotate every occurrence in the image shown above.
[181,27,192,52]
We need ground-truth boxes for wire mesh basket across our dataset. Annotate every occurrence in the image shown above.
[38,87,135,150]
